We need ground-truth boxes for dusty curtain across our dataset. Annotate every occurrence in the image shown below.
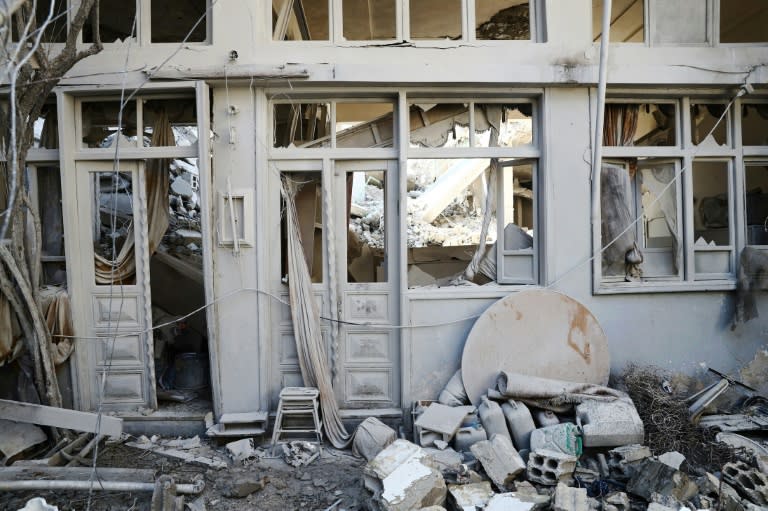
[94,109,171,284]
[600,105,640,278]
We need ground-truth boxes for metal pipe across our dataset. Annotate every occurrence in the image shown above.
[591,0,612,278]
[0,479,204,495]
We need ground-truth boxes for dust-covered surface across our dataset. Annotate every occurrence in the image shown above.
[1,438,368,511]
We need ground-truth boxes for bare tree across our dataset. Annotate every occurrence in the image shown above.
[1,0,102,407]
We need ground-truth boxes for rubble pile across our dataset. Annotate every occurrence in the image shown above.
[361,367,768,511]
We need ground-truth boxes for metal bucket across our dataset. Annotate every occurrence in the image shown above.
[173,352,209,390]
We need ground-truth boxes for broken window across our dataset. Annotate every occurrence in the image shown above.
[410,0,462,39]
[745,163,768,246]
[741,104,768,146]
[151,0,207,42]
[336,102,394,148]
[693,160,733,277]
[143,98,198,147]
[347,170,387,282]
[600,158,681,281]
[92,171,136,285]
[474,104,533,147]
[603,103,675,147]
[342,0,396,40]
[406,157,535,287]
[35,166,67,285]
[720,0,768,43]
[593,0,644,42]
[273,103,331,148]
[33,103,59,149]
[691,103,729,147]
[273,0,329,40]
[476,0,530,40]
[81,100,138,148]
[281,172,324,283]
[11,0,68,42]
[83,0,136,43]
[409,103,471,148]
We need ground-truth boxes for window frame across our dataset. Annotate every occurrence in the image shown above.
[594,93,766,294]
[270,0,545,45]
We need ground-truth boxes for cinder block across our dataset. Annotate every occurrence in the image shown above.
[526,449,577,486]
[722,461,768,507]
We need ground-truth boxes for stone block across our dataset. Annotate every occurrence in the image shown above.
[364,439,431,494]
[658,451,685,470]
[627,459,698,502]
[576,399,644,447]
[553,482,588,511]
[380,456,447,511]
[447,481,494,510]
[527,449,578,486]
[470,434,526,490]
[603,491,630,511]
[485,493,539,511]
[609,444,652,465]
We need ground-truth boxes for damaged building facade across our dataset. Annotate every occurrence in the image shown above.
[2,0,768,430]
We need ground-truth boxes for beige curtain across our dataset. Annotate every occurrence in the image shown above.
[41,286,75,365]
[94,109,171,284]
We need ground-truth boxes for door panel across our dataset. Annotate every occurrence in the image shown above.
[70,161,155,411]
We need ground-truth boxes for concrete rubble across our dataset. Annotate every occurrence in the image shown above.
[470,434,526,490]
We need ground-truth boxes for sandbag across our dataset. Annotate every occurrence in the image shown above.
[352,417,396,461]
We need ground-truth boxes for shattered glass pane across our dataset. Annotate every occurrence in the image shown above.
[343,0,396,40]
[690,103,728,147]
[281,172,324,283]
[406,158,495,287]
[347,170,387,283]
[151,0,207,43]
[592,0,644,42]
[273,103,331,148]
[745,164,768,245]
[33,102,58,149]
[476,0,530,40]
[474,104,533,147]
[693,160,731,247]
[410,0,462,39]
[81,100,138,148]
[409,103,470,148]
[273,0,329,40]
[83,0,136,43]
[37,166,67,286]
[336,102,394,148]
[143,98,198,147]
[720,0,768,43]
[741,104,768,146]
[93,171,135,285]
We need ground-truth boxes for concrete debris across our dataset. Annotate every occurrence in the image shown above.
[220,475,269,498]
[602,491,630,511]
[162,436,202,450]
[722,461,768,506]
[484,492,539,511]
[185,496,206,511]
[0,419,47,465]
[757,455,768,476]
[699,472,746,511]
[608,444,652,465]
[470,434,526,490]
[447,481,494,510]
[281,441,320,467]
[418,404,472,438]
[19,498,59,511]
[575,399,644,447]
[364,439,447,510]
[658,451,686,470]
[126,436,228,469]
[626,458,698,502]
[434,440,449,450]
[716,432,768,456]
[646,504,675,511]
[553,482,588,511]
[529,423,582,457]
[353,417,397,461]
[526,450,577,486]
[225,438,259,464]
[424,447,464,473]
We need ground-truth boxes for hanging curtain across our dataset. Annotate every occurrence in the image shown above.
[94,109,171,284]
[601,104,642,279]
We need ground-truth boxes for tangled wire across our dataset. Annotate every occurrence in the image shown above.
[620,365,739,472]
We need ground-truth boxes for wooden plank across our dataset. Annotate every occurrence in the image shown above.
[0,399,123,437]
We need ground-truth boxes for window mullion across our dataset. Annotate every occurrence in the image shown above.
[682,154,695,282]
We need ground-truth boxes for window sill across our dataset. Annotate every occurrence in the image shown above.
[595,280,736,295]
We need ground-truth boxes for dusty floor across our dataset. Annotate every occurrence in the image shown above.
[1,438,369,511]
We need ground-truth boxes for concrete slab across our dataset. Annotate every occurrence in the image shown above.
[415,403,470,437]
[447,481,494,510]
[553,483,588,511]
[0,420,47,463]
[461,290,610,406]
[380,456,447,511]
[484,493,538,511]
[470,434,525,490]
